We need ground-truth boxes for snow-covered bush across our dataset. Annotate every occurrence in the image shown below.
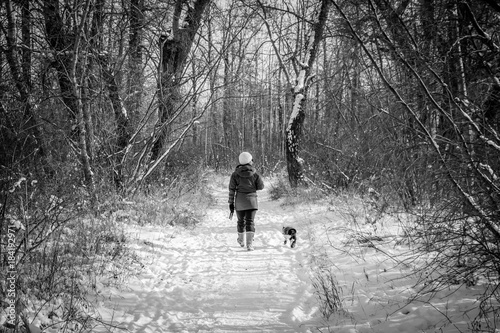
[0,174,138,332]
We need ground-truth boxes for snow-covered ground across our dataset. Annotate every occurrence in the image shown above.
[95,181,319,333]
[93,177,497,333]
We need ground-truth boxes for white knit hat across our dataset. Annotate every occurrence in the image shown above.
[239,152,252,165]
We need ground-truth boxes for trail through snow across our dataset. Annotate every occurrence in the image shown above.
[94,177,497,333]
[97,182,320,333]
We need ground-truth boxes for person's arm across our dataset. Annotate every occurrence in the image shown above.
[228,174,237,204]
[255,174,264,191]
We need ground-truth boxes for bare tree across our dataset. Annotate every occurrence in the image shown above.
[150,0,211,163]
[258,0,331,187]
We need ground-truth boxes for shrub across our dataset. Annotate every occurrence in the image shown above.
[268,176,291,201]
[0,173,141,332]
[268,174,326,206]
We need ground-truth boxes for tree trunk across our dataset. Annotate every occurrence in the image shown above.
[191,60,198,147]
[70,0,95,197]
[285,0,331,187]
[150,0,211,163]
[222,51,234,155]
[127,0,145,125]
[42,0,80,140]
[286,88,307,187]
[100,55,132,189]
[1,0,52,172]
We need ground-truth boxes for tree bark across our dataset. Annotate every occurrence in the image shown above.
[150,0,211,163]
[71,0,95,196]
[89,0,132,189]
[2,0,48,168]
[127,0,145,125]
[222,50,234,155]
[285,0,331,187]
[42,0,95,194]
[99,55,132,189]
[42,0,80,139]
[191,60,198,146]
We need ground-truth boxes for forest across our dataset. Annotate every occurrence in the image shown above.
[1,0,500,331]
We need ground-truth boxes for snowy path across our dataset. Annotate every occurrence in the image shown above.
[98,183,319,332]
[95,179,495,333]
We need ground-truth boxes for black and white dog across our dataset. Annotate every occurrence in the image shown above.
[282,226,297,248]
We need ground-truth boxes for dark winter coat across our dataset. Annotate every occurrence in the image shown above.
[228,164,264,211]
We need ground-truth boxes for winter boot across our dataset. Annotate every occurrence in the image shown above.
[237,232,245,247]
[246,232,255,251]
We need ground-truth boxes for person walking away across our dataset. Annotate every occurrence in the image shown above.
[228,152,264,251]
